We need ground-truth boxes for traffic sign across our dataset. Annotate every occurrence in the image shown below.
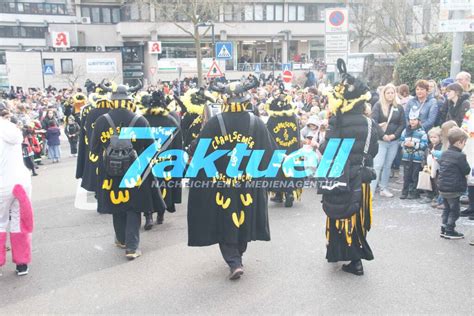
[325,34,348,51]
[282,63,292,71]
[215,42,233,60]
[282,70,293,83]
[439,19,474,32]
[149,67,156,75]
[440,0,473,11]
[207,60,224,78]
[325,51,348,65]
[43,64,55,75]
[254,63,261,73]
[148,41,162,54]
[325,8,348,33]
[52,31,70,48]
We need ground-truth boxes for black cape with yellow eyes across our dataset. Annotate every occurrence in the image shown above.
[187,107,277,247]
[89,107,165,215]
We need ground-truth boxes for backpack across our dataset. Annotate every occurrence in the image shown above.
[103,113,141,177]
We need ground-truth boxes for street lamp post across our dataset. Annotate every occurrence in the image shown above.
[197,20,215,58]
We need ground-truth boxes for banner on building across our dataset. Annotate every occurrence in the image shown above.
[52,32,70,48]
[86,58,117,73]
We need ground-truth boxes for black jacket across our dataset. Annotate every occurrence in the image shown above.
[438,146,471,193]
[371,102,405,139]
[320,101,379,219]
[438,93,470,127]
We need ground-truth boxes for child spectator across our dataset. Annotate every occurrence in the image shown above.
[400,113,428,199]
[422,127,442,205]
[438,127,470,239]
[64,115,80,157]
[46,120,61,163]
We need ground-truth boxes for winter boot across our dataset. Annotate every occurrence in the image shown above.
[284,192,294,208]
[144,213,153,231]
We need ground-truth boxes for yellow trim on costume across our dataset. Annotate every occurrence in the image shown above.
[162,188,167,199]
[264,97,297,117]
[240,193,253,206]
[110,190,130,204]
[89,152,99,162]
[324,86,371,114]
[232,211,245,228]
[102,179,113,190]
[216,192,231,209]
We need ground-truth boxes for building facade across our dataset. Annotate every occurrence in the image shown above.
[0,0,443,88]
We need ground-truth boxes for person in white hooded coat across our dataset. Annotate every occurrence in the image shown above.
[0,102,34,276]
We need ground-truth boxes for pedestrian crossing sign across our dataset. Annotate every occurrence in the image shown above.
[215,42,233,60]
[207,60,224,78]
[282,63,292,71]
[254,63,261,73]
[43,64,55,75]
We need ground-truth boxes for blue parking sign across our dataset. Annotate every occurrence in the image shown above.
[43,64,55,75]
[215,42,233,60]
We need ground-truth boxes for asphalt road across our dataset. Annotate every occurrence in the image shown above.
[0,150,472,314]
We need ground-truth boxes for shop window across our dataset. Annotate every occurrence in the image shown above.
[61,59,73,74]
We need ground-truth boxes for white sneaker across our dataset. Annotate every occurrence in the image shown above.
[379,189,394,198]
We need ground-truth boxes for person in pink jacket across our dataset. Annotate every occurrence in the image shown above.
[0,101,34,276]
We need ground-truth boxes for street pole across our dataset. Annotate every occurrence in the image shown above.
[450,10,465,78]
[39,50,45,89]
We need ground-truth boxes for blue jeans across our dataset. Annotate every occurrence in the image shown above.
[371,140,399,192]
[48,145,61,160]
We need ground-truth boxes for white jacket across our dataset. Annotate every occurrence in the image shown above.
[0,117,31,190]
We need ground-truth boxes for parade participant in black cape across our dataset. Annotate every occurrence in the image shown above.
[78,86,116,196]
[75,84,110,182]
[89,83,163,260]
[141,90,183,230]
[319,59,379,276]
[187,76,276,281]
[265,83,301,207]
[180,87,215,152]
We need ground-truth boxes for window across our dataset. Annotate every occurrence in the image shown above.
[254,4,263,21]
[43,59,54,66]
[266,5,274,21]
[102,8,111,24]
[0,26,47,38]
[233,5,242,21]
[224,5,233,21]
[275,5,283,21]
[61,59,73,74]
[244,5,253,21]
[289,5,296,21]
[0,51,6,65]
[0,2,67,15]
[82,6,121,23]
[297,5,305,21]
[112,8,120,23]
[91,7,101,23]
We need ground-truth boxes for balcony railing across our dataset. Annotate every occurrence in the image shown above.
[0,2,68,15]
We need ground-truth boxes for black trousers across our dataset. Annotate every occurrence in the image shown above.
[467,186,474,211]
[68,139,78,155]
[219,242,248,269]
[112,211,141,251]
[402,161,422,195]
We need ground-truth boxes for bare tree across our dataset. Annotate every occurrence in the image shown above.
[349,0,446,54]
[128,0,228,87]
[347,0,377,52]
[58,65,86,89]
